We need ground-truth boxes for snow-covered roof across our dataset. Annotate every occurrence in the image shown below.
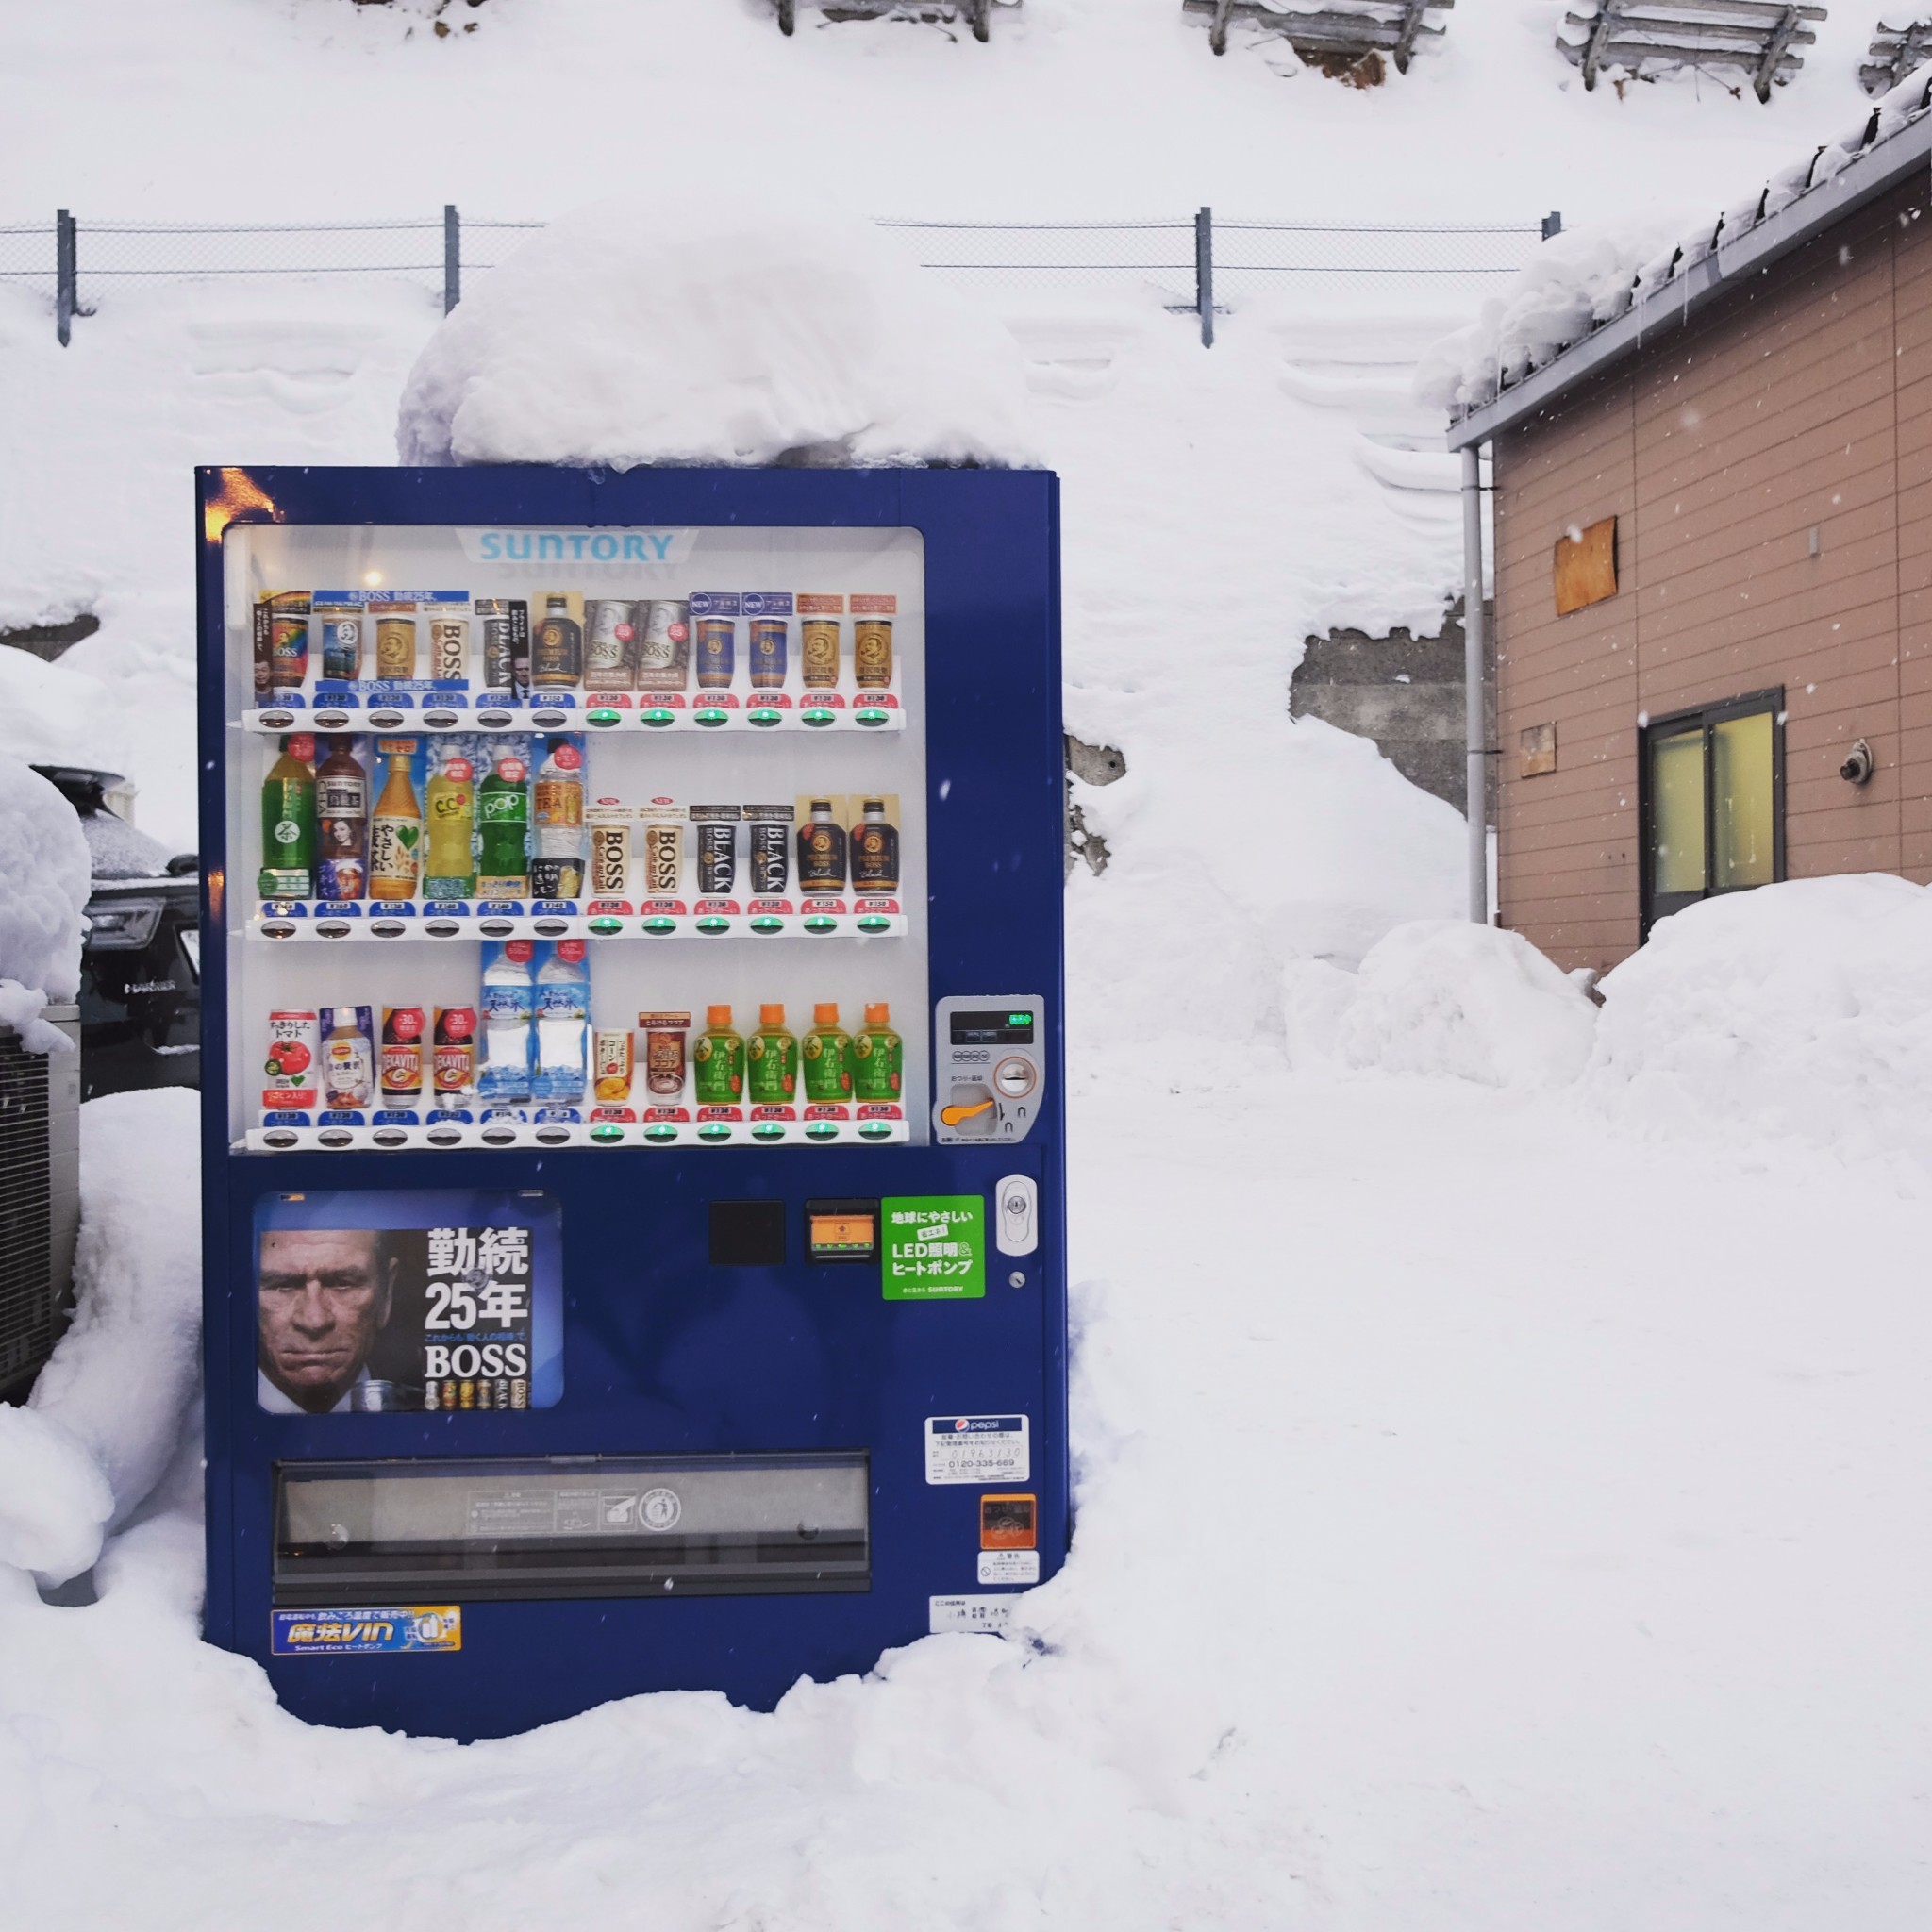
[1438,61,1932,447]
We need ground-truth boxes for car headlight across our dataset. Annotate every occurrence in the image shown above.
[85,898,165,950]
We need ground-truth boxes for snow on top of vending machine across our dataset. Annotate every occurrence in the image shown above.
[395,189,1040,472]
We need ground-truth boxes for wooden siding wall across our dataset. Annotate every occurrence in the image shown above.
[1492,178,1932,972]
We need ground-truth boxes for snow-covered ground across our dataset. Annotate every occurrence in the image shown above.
[5,1,1931,1924]
[7,1038,1931,1928]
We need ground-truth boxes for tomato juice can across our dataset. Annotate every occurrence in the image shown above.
[263,1009,320,1112]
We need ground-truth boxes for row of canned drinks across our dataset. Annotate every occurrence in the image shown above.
[253,589,898,701]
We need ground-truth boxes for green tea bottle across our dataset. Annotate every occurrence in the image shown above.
[258,732,316,899]
[849,1002,902,1103]
[746,1003,799,1106]
[802,1003,852,1104]
[692,1004,745,1106]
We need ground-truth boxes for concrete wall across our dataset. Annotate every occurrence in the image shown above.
[1492,174,1932,973]
[1291,600,1494,817]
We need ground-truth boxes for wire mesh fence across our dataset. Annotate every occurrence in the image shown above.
[1,208,1554,341]
[880,213,1549,309]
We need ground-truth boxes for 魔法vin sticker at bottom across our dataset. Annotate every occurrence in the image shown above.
[271,1607,462,1657]
[253,1189,563,1414]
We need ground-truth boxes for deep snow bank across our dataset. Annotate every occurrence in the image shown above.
[397,191,1037,470]
[1280,878,1932,1174]
[0,1089,201,1581]
[1586,873,1932,1172]
[1282,917,1597,1087]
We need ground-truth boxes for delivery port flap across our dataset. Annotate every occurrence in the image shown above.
[274,1450,869,1606]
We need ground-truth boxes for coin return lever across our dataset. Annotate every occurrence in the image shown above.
[932,995,1047,1145]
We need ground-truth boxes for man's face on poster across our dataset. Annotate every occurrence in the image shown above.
[258,1228,394,1413]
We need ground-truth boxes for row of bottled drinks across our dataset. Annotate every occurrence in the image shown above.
[258,730,901,910]
[263,965,904,1132]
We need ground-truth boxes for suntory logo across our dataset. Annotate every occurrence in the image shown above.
[458,528,699,569]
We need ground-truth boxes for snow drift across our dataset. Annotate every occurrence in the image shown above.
[396,191,1038,471]
[1282,879,1932,1174]
[1586,873,1932,1174]
[1283,918,1597,1087]
[0,1090,201,1582]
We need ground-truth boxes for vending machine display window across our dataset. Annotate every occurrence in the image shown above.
[221,523,928,1155]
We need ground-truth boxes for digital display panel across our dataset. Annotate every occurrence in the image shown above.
[949,1010,1035,1045]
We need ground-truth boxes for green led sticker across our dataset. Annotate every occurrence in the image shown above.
[881,1196,985,1301]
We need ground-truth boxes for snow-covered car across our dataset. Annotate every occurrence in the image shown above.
[33,764,200,1100]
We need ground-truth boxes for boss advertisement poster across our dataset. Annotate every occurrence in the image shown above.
[254,1190,563,1414]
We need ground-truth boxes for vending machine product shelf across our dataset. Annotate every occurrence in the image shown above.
[200,465,1066,1735]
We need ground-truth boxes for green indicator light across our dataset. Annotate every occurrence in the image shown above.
[857,916,890,934]
[588,708,622,726]
[643,1123,678,1142]
[804,915,836,935]
[590,1124,625,1142]
[642,917,676,935]
[697,1123,732,1141]
[694,708,727,727]
[751,1123,785,1141]
[801,708,834,728]
[588,917,623,936]
[642,708,675,727]
[748,708,781,727]
[805,1122,839,1141]
[858,1121,893,1140]
[1008,1012,1030,1025]
[855,708,888,727]
[750,916,782,934]
[696,916,729,935]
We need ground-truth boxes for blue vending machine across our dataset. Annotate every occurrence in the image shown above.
[196,466,1066,1736]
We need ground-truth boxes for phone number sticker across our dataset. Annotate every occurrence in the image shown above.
[924,1414,1030,1485]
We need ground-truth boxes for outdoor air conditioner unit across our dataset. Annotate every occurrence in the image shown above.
[0,1007,81,1404]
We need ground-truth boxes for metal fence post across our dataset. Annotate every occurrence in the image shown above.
[443,205,461,314]
[1195,205,1214,348]
[1541,210,1563,240]
[56,209,75,347]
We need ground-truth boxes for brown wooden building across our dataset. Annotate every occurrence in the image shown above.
[1448,82,1932,973]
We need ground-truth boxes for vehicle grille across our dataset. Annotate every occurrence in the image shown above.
[0,1014,80,1400]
